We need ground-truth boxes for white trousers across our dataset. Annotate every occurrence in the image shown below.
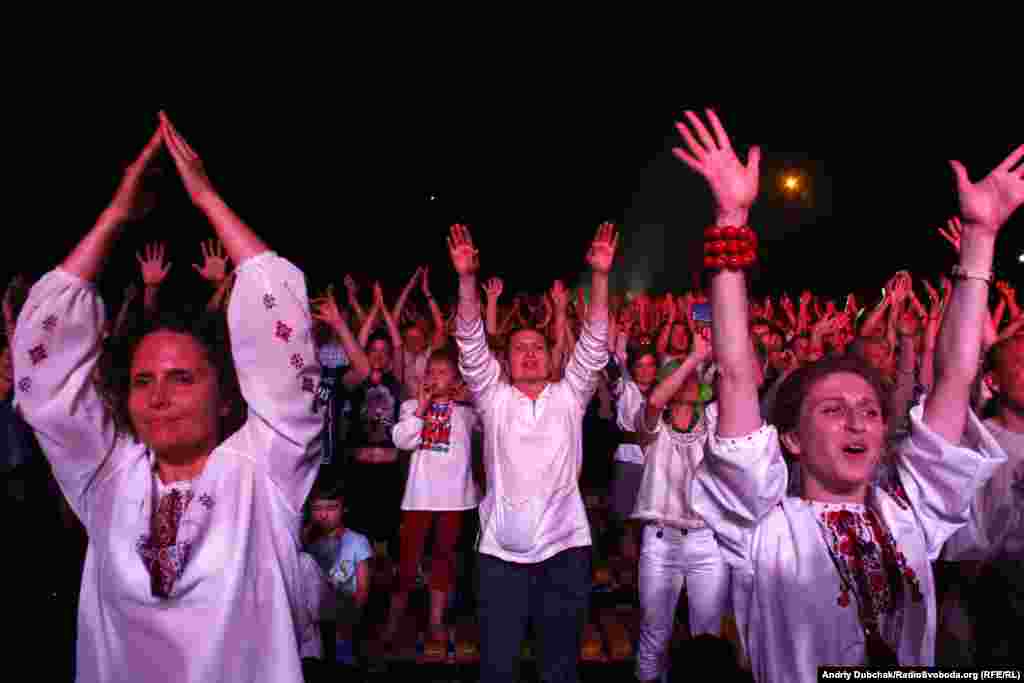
[635,524,729,682]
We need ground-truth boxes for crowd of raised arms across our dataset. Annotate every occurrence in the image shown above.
[0,110,1021,683]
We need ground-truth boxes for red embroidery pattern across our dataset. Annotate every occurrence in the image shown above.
[419,402,453,453]
[28,344,47,366]
[290,353,304,370]
[17,377,31,393]
[263,294,276,310]
[819,506,923,625]
[137,489,194,599]
[301,376,316,393]
[275,321,293,342]
[42,315,58,332]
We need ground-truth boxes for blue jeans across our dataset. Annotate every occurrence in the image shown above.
[477,546,592,683]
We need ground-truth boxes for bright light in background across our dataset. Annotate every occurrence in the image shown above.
[1019,253,1024,263]
[783,176,799,191]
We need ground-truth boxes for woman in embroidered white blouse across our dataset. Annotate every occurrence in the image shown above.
[12,113,323,683]
[674,109,1018,681]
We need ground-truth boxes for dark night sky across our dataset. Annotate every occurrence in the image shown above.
[3,83,1020,314]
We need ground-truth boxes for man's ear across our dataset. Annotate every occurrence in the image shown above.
[780,429,803,459]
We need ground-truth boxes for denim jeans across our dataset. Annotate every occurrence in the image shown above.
[477,546,592,683]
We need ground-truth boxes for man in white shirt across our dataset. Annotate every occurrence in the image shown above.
[944,335,1024,664]
[447,222,616,683]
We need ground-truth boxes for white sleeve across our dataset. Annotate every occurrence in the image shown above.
[691,403,788,568]
[13,268,123,524]
[227,252,324,513]
[391,399,425,451]
[896,398,1007,560]
[456,315,502,407]
[617,379,646,432]
[561,319,609,411]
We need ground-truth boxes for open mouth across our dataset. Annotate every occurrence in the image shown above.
[842,443,868,457]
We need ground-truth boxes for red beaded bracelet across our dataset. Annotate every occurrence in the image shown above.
[703,225,758,271]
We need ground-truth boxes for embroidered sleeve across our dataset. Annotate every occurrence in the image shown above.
[227,252,323,512]
[12,268,121,524]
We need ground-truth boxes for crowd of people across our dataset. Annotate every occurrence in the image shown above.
[1,109,1022,683]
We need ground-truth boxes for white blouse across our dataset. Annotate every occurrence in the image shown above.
[455,314,608,564]
[392,398,481,511]
[691,400,1005,682]
[13,252,324,683]
[631,401,716,529]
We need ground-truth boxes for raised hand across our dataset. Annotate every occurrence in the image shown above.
[895,309,921,338]
[937,216,963,254]
[159,111,215,205]
[193,239,230,284]
[344,274,359,297]
[662,292,676,325]
[672,108,760,217]
[109,124,163,223]
[483,277,504,300]
[447,224,479,276]
[2,275,26,327]
[372,282,386,310]
[585,221,619,274]
[996,280,1017,303]
[136,242,172,287]
[550,280,569,312]
[420,266,433,298]
[950,145,1024,232]
[311,290,346,332]
[691,324,713,361]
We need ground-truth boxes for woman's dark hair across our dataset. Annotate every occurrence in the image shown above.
[772,354,890,440]
[99,307,243,440]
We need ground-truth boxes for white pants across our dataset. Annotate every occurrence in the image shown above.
[635,524,729,682]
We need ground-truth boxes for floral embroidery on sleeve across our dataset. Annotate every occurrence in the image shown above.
[275,321,293,343]
[42,315,58,332]
[263,294,277,310]
[290,354,304,370]
[28,344,48,366]
[17,377,31,393]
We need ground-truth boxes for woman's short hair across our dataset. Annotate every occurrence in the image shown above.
[771,354,890,440]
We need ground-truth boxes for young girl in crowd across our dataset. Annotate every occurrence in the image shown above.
[386,350,480,648]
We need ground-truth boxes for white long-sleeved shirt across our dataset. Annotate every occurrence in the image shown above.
[943,418,1024,562]
[612,373,646,465]
[691,401,1005,682]
[14,253,323,683]
[455,314,608,563]
[631,401,716,529]
[392,398,480,510]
